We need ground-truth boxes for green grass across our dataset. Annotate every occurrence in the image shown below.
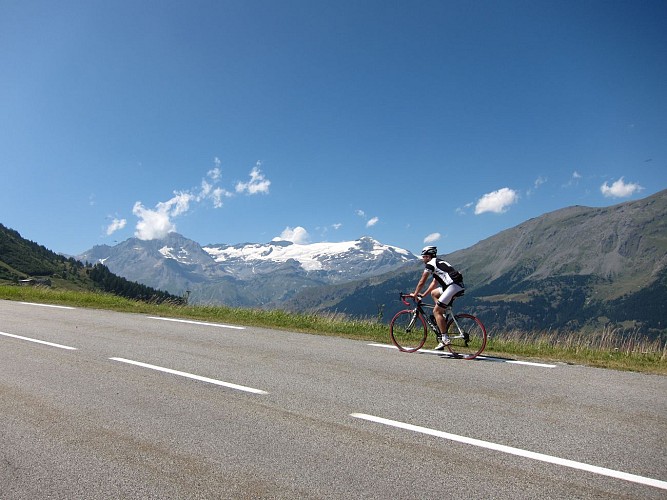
[1,285,664,375]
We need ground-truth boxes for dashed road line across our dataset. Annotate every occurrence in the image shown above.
[368,343,556,368]
[351,413,667,491]
[19,302,75,310]
[110,357,267,394]
[0,331,78,350]
[148,316,245,330]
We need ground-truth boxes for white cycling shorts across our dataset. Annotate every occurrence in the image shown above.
[434,283,464,308]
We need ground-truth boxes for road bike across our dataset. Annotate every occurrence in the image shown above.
[389,293,487,359]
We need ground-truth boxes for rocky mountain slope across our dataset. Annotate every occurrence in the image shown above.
[76,189,666,335]
[78,235,415,307]
[282,189,667,336]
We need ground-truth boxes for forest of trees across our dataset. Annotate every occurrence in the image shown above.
[87,263,184,304]
[0,223,184,305]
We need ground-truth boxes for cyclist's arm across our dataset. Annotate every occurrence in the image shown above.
[422,278,438,298]
[412,270,430,298]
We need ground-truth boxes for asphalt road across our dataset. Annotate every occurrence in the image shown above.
[1,300,665,499]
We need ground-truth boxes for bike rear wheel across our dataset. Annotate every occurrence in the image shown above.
[445,313,487,359]
[390,310,427,353]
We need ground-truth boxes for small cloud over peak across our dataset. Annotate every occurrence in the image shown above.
[132,191,196,240]
[474,188,519,214]
[274,226,310,244]
[600,177,644,198]
[133,201,176,240]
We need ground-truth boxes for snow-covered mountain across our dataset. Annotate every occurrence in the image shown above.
[203,237,414,281]
[78,234,416,306]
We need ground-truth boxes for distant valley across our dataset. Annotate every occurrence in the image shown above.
[75,189,667,337]
[2,190,665,338]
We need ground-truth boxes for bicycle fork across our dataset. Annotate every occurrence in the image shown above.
[406,312,418,332]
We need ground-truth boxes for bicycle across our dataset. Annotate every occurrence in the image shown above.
[389,292,487,359]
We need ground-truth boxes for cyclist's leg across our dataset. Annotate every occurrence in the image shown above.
[432,303,448,338]
[429,286,443,303]
[430,287,446,336]
[435,283,464,338]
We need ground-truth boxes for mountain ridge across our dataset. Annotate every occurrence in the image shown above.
[286,189,666,335]
[4,189,664,336]
[77,235,416,307]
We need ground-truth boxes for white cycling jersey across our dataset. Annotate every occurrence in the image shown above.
[423,257,464,289]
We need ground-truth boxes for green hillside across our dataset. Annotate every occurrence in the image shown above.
[282,190,667,338]
[0,223,183,304]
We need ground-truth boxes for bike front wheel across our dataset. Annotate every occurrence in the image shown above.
[445,314,487,360]
[390,310,427,353]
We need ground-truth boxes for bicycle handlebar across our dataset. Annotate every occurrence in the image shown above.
[399,293,420,306]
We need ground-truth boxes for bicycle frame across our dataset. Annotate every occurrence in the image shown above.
[402,295,465,341]
[391,293,486,358]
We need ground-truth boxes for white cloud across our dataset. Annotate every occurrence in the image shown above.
[130,159,240,240]
[209,158,222,180]
[167,191,195,216]
[133,200,176,240]
[424,232,441,244]
[600,177,644,198]
[127,158,270,241]
[475,188,519,214]
[527,176,547,197]
[106,218,126,235]
[274,226,310,244]
[210,187,232,208]
[456,202,473,215]
[563,171,582,188]
[356,209,378,227]
[132,191,195,240]
[236,163,271,195]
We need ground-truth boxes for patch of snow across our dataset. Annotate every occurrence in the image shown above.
[159,245,192,264]
[202,238,412,271]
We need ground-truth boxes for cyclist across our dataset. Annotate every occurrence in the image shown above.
[409,246,465,350]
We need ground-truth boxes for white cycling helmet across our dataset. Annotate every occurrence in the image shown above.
[421,246,437,257]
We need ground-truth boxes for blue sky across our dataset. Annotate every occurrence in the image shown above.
[1,0,665,257]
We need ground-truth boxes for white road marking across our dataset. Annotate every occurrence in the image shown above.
[368,343,556,367]
[351,413,667,491]
[148,316,245,330]
[110,357,267,394]
[503,359,556,368]
[19,302,75,310]
[0,331,77,350]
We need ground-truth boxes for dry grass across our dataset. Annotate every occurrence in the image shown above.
[486,324,666,374]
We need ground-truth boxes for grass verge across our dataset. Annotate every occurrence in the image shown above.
[1,285,664,375]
